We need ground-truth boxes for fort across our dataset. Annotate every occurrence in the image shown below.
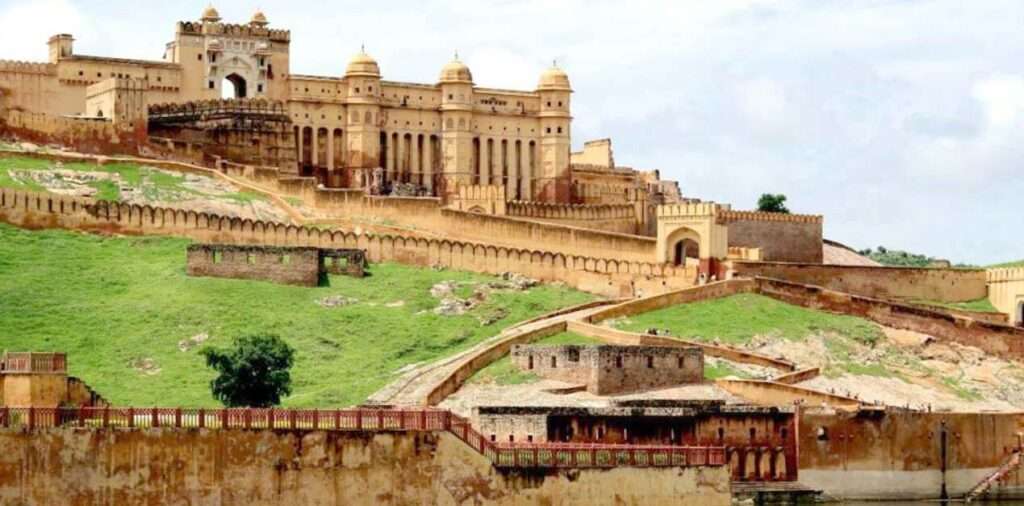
[0,5,1023,506]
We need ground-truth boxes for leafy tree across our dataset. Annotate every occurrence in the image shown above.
[757,193,790,214]
[201,334,295,407]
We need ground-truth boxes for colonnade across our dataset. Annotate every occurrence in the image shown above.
[378,131,441,192]
[472,137,537,201]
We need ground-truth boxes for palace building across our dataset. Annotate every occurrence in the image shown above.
[0,6,679,206]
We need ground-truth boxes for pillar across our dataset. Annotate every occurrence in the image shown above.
[481,139,491,186]
[424,136,434,192]
[411,135,421,186]
[384,132,394,180]
[506,141,516,200]
[311,127,319,168]
[327,130,334,171]
[520,142,532,200]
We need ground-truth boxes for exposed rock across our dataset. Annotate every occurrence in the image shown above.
[178,332,210,352]
[317,295,357,308]
[386,300,406,308]
[434,297,471,316]
[430,281,459,299]
[130,357,161,376]
[478,307,510,326]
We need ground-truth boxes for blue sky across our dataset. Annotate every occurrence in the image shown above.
[1,0,1020,264]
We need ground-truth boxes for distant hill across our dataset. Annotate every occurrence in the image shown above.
[858,246,975,268]
[989,260,1024,269]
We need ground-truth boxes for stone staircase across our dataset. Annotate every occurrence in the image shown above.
[965,449,1022,503]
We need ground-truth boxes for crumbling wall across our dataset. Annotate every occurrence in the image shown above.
[509,344,702,394]
[186,244,321,286]
[731,261,988,303]
[0,427,732,505]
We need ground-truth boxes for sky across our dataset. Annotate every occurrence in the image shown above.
[0,0,1020,265]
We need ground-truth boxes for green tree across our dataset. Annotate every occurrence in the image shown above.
[201,334,296,407]
[757,193,790,213]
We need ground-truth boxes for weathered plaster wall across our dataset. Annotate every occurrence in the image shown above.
[799,409,1024,500]
[510,344,702,394]
[0,428,732,505]
[731,261,988,303]
[988,268,1024,326]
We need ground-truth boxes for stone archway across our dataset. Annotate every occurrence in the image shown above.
[223,73,247,99]
[1017,301,1024,327]
[663,226,702,267]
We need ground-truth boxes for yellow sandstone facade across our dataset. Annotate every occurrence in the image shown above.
[0,6,676,206]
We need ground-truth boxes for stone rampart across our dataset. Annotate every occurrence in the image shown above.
[0,426,730,505]
[988,267,1024,326]
[507,201,637,234]
[731,261,988,303]
[0,188,696,298]
[721,212,823,263]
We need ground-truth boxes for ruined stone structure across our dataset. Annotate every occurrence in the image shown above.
[510,344,703,394]
[0,352,105,408]
[186,244,365,286]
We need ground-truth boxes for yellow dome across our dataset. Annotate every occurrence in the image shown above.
[537,65,571,91]
[251,10,268,27]
[439,58,473,84]
[201,4,221,22]
[345,49,380,77]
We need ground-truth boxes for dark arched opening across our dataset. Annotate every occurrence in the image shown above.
[1017,301,1024,327]
[223,73,247,99]
[673,238,700,267]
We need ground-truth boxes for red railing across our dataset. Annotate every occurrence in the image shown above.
[0,407,726,470]
[0,352,67,374]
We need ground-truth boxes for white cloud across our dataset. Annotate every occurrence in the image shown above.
[0,0,85,61]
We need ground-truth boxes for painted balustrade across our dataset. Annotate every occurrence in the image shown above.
[0,406,729,471]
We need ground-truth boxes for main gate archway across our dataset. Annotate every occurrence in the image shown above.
[223,73,247,99]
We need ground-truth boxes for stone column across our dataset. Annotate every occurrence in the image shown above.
[423,136,434,193]
[508,141,519,200]
[311,127,319,168]
[384,132,394,182]
[480,139,491,186]
[326,130,334,171]
[520,142,532,200]
[296,127,304,166]
[411,135,421,186]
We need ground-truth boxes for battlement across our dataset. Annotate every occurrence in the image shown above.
[719,210,823,224]
[657,202,726,218]
[508,201,635,221]
[988,267,1024,283]
[0,60,56,75]
[176,21,291,42]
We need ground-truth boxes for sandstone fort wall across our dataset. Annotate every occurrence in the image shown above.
[0,188,696,298]
[988,268,1024,326]
[506,201,638,235]
[721,211,823,263]
[0,427,731,506]
[731,261,988,303]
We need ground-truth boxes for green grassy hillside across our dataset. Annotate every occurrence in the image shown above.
[0,223,593,407]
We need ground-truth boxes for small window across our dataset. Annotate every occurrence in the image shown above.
[97,72,102,78]
[490,434,496,442]
[545,127,551,134]
[355,87,360,93]
[646,356,654,369]
[557,127,563,134]
[211,54,217,63]
[528,355,534,369]
[717,427,725,441]
[749,428,756,441]
[157,76,162,82]
[257,84,263,93]
[678,356,685,368]
[448,94,453,100]
[550,356,557,368]
[208,81,215,89]
[546,101,551,107]
[527,435,534,442]
[509,435,514,443]
[368,86,373,92]
[817,427,829,441]
[615,356,623,368]
[557,101,562,107]
[77,70,83,76]
[197,54,203,61]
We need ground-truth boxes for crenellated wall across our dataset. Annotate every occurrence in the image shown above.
[719,210,823,263]
[0,188,696,298]
[507,201,637,234]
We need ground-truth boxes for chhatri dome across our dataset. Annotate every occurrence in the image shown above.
[345,47,381,77]
[537,62,571,91]
[250,9,269,27]
[439,54,473,84]
[200,4,221,23]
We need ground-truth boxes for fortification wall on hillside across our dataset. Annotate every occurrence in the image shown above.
[1,110,146,155]
[720,210,823,263]
[730,261,988,303]
[0,427,731,506]
[0,188,696,298]
[507,201,638,235]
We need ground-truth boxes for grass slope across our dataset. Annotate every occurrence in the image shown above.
[990,260,1024,269]
[0,223,592,407]
[617,293,882,346]
[0,155,264,203]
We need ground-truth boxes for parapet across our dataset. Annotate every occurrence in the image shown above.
[719,209,822,224]
[176,21,291,42]
[657,202,727,219]
[988,267,1024,283]
[0,60,57,75]
[148,98,290,123]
